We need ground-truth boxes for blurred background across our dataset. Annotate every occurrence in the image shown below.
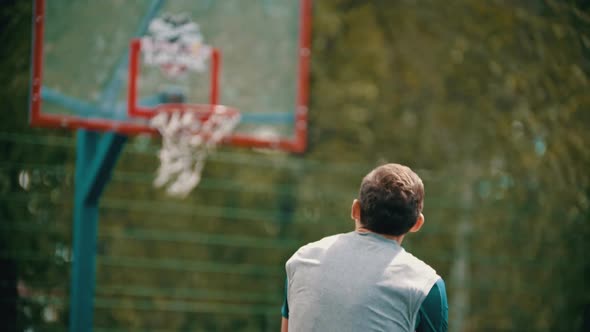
[1,0,589,331]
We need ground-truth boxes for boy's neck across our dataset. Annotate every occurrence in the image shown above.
[354,220,406,244]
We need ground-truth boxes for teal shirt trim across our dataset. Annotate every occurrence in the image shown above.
[281,277,448,332]
[281,277,289,318]
[415,278,448,332]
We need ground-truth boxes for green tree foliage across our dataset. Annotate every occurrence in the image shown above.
[310,1,589,331]
[1,1,74,330]
[0,0,588,331]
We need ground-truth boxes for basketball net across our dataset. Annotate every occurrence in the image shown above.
[149,105,240,197]
[141,14,240,197]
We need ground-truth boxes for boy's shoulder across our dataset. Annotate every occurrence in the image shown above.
[302,232,348,248]
[286,232,351,264]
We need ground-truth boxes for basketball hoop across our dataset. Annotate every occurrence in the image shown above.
[126,14,241,197]
[149,104,240,197]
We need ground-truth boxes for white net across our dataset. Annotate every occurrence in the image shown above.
[149,105,240,197]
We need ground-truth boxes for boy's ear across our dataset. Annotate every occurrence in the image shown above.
[409,213,424,233]
[351,199,361,221]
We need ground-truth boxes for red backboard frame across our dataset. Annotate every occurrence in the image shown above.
[126,38,222,118]
[29,0,312,153]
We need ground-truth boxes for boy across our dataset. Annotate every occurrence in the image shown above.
[281,163,448,332]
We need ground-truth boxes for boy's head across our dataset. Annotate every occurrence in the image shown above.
[355,163,424,236]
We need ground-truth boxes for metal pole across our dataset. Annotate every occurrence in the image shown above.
[69,130,126,331]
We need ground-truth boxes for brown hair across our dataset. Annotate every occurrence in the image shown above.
[358,163,424,236]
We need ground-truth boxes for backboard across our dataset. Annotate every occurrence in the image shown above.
[30,0,311,152]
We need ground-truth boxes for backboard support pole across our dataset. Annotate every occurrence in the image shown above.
[70,130,127,331]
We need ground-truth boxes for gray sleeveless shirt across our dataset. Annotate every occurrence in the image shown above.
[285,231,439,332]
